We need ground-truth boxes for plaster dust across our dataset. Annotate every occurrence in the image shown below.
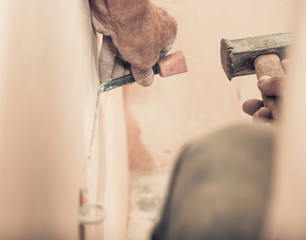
[126,0,294,239]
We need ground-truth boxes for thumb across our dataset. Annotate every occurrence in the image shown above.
[131,66,154,87]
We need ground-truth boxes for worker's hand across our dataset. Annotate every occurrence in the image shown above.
[242,59,289,122]
[90,1,177,86]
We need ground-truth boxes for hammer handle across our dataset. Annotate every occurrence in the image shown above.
[254,54,285,120]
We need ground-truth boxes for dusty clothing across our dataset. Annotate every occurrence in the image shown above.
[152,123,275,240]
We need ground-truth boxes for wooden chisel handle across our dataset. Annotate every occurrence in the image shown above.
[254,54,285,120]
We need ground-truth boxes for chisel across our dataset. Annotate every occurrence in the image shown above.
[98,50,187,92]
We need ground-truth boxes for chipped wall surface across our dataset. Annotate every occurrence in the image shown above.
[124,0,294,172]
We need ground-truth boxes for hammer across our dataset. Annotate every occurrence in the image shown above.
[220,33,291,120]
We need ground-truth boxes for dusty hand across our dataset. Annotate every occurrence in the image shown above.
[242,59,289,122]
[90,1,177,86]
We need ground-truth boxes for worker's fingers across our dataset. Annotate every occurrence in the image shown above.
[242,99,264,116]
[130,37,175,86]
[281,59,290,74]
[131,36,175,86]
[99,36,118,83]
[253,107,272,122]
[131,66,154,87]
[257,75,283,97]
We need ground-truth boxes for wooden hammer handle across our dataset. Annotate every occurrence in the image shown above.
[254,54,285,120]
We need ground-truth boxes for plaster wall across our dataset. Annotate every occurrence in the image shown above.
[0,1,128,239]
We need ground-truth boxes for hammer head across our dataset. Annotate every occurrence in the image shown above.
[220,33,291,80]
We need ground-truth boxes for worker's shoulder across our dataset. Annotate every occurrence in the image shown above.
[178,122,276,166]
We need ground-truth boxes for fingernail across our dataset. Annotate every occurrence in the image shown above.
[258,75,272,84]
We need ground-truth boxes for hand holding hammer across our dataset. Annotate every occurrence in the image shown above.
[221,33,291,121]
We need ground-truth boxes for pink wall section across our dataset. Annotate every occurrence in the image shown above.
[0,1,128,239]
[264,1,306,238]
[0,1,94,238]
[124,0,294,173]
